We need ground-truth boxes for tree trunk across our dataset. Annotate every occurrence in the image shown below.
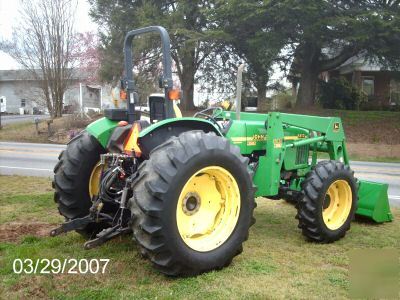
[296,71,317,107]
[295,41,322,108]
[180,64,196,111]
[43,86,53,118]
[296,62,319,108]
[54,85,64,117]
[181,80,195,111]
[291,80,298,97]
[55,97,63,117]
[256,82,267,111]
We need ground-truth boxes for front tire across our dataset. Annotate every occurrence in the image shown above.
[297,160,357,243]
[129,131,256,276]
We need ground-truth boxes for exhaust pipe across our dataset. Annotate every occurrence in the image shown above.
[235,63,245,120]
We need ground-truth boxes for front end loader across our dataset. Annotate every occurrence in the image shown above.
[51,26,392,276]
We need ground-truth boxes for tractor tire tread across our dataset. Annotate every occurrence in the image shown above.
[297,160,357,243]
[53,130,106,236]
[129,130,255,276]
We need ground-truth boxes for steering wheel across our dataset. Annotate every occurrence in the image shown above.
[193,107,224,127]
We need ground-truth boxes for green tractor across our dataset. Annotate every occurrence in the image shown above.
[51,26,392,276]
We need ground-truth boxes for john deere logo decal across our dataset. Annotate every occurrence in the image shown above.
[273,138,283,148]
[333,122,340,132]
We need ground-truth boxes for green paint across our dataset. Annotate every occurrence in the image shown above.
[289,177,304,191]
[253,113,285,196]
[86,117,119,148]
[357,180,393,222]
[279,113,345,142]
[221,111,392,222]
[222,111,268,122]
[85,110,392,224]
[139,117,222,137]
[225,120,248,153]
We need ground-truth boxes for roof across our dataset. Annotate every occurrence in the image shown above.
[0,69,90,82]
[0,69,33,81]
[335,54,390,74]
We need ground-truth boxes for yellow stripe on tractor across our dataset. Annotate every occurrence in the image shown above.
[124,122,142,157]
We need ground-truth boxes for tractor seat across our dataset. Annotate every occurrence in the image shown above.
[137,119,150,130]
[104,108,128,121]
[104,108,142,122]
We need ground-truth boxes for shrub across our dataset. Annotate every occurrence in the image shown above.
[271,91,296,110]
[318,78,367,110]
[358,102,400,111]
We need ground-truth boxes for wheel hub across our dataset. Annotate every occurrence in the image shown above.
[176,166,241,252]
[182,192,201,215]
[322,179,352,230]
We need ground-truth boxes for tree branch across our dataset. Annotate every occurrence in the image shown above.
[319,46,361,72]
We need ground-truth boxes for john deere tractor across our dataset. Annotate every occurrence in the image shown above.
[51,26,392,276]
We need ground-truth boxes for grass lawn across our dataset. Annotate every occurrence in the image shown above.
[1,109,400,144]
[0,115,94,144]
[0,119,62,144]
[285,109,400,145]
[0,175,399,299]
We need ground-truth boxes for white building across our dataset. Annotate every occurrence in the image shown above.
[0,69,112,114]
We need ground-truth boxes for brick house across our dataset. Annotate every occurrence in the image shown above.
[324,55,400,107]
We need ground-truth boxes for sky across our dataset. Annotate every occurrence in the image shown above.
[0,0,97,69]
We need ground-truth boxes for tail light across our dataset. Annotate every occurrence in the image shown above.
[168,89,181,101]
[120,89,127,101]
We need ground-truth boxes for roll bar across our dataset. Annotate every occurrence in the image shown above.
[123,26,175,123]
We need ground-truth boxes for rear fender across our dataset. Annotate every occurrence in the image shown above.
[138,117,222,158]
[86,117,119,148]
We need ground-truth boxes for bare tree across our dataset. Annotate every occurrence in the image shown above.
[1,0,77,117]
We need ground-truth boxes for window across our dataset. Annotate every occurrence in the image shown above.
[361,76,374,97]
[21,99,26,107]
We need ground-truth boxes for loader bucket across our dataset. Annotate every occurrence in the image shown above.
[356,180,393,222]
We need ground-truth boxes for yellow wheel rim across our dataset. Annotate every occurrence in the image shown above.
[176,166,241,252]
[89,162,104,198]
[322,180,352,230]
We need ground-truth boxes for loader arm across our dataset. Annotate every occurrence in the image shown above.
[223,111,392,223]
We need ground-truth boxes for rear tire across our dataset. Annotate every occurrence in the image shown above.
[283,194,299,205]
[297,160,357,243]
[129,131,256,276]
[53,131,106,237]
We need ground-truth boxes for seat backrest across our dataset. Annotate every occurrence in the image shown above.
[149,96,165,123]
